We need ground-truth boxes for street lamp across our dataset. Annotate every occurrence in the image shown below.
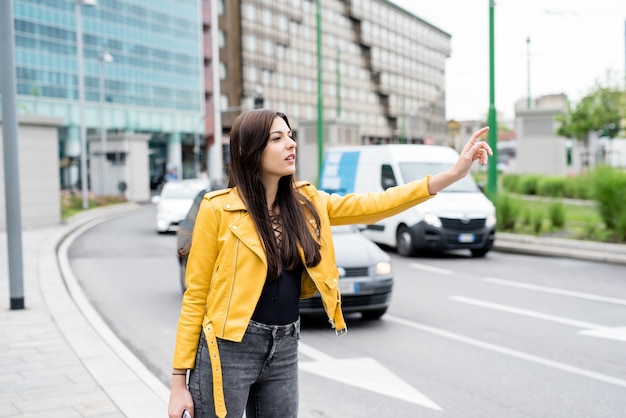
[99,50,113,195]
[75,0,97,209]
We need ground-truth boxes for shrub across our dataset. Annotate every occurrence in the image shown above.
[495,194,517,231]
[501,174,522,193]
[532,210,544,234]
[548,202,566,229]
[517,175,541,195]
[537,176,568,198]
[592,165,626,240]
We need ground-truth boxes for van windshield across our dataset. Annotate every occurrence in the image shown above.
[399,162,480,192]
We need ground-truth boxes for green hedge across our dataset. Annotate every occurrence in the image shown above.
[592,165,626,240]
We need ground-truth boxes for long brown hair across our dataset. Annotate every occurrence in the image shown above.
[228,109,321,279]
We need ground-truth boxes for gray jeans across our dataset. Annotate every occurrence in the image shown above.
[189,318,300,418]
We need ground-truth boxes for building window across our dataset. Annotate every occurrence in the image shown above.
[262,69,272,86]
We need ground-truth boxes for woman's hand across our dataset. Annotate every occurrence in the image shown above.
[168,380,194,418]
[456,126,492,172]
[428,127,493,195]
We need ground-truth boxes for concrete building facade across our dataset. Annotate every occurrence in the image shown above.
[208,0,451,170]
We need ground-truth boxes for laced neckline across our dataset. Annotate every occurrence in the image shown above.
[268,209,282,247]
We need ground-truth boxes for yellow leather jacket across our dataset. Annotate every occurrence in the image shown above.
[172,177,434,416]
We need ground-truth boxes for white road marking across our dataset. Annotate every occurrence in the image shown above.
[484,277,626,306]
[385,315,626,389]
[298,343,441,411]
[579,327,626,342]
[409,262,453,275]
[450,296,626,343]
[449,295,605,330]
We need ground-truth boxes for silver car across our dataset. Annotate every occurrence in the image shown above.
[177,191,394,320]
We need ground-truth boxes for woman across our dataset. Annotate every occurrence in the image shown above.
[168,109,491,418]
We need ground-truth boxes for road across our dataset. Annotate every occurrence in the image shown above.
[68,205,626,417]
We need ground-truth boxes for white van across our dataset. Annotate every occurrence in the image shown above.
[319,144,496,257]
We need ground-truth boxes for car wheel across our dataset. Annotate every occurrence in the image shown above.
[470,246,491,258]
[362,308,387,320]
[179,257,187,293]
[396,225,416,257]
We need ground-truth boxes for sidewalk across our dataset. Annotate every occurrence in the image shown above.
[0,204,168,418]
[1,205,624,417]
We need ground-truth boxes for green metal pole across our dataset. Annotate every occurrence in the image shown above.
[487,0,498,197]
[316,0,324,186]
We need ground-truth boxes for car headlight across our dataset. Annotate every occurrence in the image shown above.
[486,213,496,228]
[423,213,442,228]
[375,261,392,277]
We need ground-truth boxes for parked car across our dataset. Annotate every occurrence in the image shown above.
[151,179,209,233]
[176,190,394,320]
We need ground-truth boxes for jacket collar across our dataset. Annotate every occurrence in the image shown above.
[224,182,314,212]
[223,188,247,211]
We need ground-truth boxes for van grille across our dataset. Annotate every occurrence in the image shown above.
[440,218,486,231]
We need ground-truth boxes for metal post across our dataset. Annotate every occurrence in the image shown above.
[487,0,498,197]
[316,0,324,185]
[99,51,113,195]
[75,1,89,209]
[526,36,531,109]
[208,0,223,184]
[1,0,25,309]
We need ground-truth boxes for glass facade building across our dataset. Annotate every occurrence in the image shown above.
[9,0,205,188]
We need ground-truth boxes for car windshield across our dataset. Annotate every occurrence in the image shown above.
[161,185,204,199]
[398,162,480,192]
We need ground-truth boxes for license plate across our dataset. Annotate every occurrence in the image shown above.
[339,281,357,295]
[458,233,475,243]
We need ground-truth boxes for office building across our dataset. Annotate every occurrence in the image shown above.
[211,0,450,148]
[8,0,450,193]
[10,0,205,192]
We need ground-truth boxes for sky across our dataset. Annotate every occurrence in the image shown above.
[389,0,626,122]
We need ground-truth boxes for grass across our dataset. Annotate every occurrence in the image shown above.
[499,195,621,243]
[60,190,127,220]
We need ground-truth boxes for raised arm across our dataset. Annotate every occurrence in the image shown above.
[428,127,492,195]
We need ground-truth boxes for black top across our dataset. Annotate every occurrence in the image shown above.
[252,262,303,325]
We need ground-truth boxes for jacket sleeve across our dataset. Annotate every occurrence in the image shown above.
[172,196,219,368]
[323,176,435,226]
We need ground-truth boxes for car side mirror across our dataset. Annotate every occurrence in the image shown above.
[382,178,397,190]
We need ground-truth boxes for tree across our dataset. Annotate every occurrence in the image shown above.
[556,79,625,168]
[556,84,623,141]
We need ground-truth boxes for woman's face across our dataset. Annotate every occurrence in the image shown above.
[260,116,297,183]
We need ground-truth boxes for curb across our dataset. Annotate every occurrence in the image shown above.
[46,203,169,417]
[494,232,626,265]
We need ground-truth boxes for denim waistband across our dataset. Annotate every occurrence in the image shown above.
[247,318,300,337]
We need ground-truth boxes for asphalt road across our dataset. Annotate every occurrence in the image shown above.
[68,205,626,418]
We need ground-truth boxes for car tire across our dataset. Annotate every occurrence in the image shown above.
[470,246,491,258]
[361,308,387,320]
[396,225,416,257]
[179,257,187,293]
